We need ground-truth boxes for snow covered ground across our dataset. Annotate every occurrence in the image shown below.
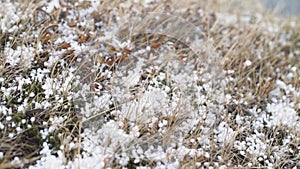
[0,0,299,168]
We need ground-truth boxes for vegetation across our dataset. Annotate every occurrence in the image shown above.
[0,0,299,168]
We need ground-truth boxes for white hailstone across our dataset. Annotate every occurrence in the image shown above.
[247,162,253,167]
[205,112,216,126]
[8,133,14,138]
[137,147,143,155]
[267,103,298,127]
[235,114,242,124]
[6,116,12,121]
[146,46,151,51]
[130,126,140,137]
[42,78,54,99]
[29,92,35,97]
[30,117,35,122]
[204,152,210,158]
[219,165,227,169]
[217,122,235,143]
[244,60,252,67]
[44,0,60,13]
[225,94,232,103]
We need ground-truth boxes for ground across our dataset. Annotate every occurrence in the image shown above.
[0,0,300,169]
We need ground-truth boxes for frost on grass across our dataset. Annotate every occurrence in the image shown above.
[1,0,300,169]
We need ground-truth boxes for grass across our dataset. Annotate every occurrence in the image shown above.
[0,0,300,168]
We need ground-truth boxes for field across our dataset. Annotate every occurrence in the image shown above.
[0,0,300,168]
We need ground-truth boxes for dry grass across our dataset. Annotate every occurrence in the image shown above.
[0,0,300,168]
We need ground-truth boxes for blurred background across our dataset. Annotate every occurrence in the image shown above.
[263,0,300,17]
